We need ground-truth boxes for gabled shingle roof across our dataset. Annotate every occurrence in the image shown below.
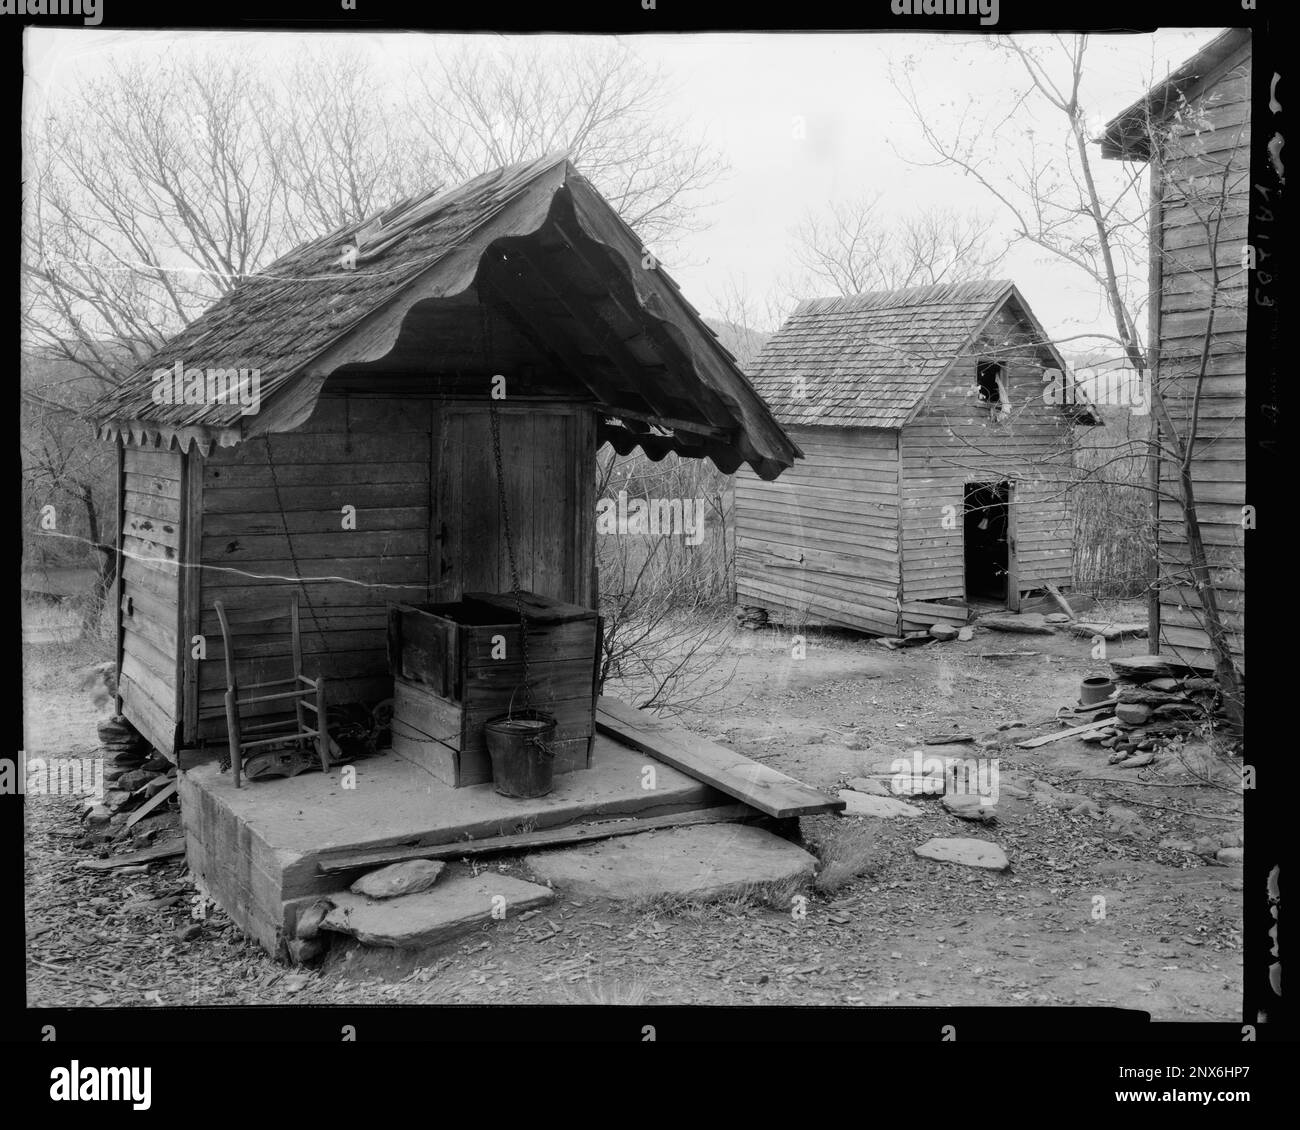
[93,155,565,440]
[89,154,800,479]
[747,279,1069,429]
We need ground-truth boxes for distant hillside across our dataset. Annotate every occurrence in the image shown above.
[702,318,772,372]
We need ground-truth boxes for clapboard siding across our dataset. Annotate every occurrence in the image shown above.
[119,446,183,753]
[900,303,1076,602]
[1151,38,1249,670]
[735,426,901,633]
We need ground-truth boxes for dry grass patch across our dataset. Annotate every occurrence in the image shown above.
[808,821,880,895]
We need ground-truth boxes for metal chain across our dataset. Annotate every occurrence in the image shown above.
[487,399,533,712]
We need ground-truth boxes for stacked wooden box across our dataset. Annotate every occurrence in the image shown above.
[388,591,601,788]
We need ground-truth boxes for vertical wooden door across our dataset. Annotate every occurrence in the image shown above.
[432,404,594,606]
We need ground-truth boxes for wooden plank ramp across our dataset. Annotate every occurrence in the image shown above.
[595,697,845,818]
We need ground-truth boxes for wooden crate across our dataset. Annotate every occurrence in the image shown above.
[387,592,600,788]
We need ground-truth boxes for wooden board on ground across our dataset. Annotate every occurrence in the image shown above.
[124,780,177,828]
[1015,718,1114,748]
[595,697,845,818]
[316,803,755,874]
[75,839,186,869]
[1068,621,1148,641]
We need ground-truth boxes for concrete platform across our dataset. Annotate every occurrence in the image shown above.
[179,733,725,956]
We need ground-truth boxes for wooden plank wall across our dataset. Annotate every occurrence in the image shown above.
[195,396,432,738]
[1152,42,1249,671]
[120,446,183,753]
[734,426,902,634]
[193,395,595,740]
[899,303,1077,607]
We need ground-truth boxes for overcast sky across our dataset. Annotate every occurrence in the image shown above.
[26,27,1224,350]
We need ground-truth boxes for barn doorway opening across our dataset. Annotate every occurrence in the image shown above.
[964,481,1012,608]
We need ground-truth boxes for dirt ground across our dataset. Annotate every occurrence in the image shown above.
[23,605,1244,1017]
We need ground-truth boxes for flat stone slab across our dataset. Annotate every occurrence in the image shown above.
[837,790,924,818]
[321,870,554,948]
[844,777,892,797]
[942,794,998,823]
[1109,655,1203,680]
[851,769,943,798]
[914,837,1009,871]
[525,823,817,901]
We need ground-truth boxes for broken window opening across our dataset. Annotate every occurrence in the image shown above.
[976,361,1003,405]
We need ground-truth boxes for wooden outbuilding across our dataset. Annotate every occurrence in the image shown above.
[735,280,1097,636]
[1100,28,1249,673]
[88,153,801,761]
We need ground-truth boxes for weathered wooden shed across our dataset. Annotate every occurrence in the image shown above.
[736,280,1096,636]
[1101,28,1249,673]
[88,153,801,760]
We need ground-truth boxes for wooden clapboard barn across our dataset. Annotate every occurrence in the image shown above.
[88,153,800,763]
[1100,28,1249,673]
[736,280,1097,636]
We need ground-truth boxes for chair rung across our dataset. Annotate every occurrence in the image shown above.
[242,678,299,690]
[240,729,321,751]
[237,687,318,705]
[242,719,297,734]
[239,734,302,750]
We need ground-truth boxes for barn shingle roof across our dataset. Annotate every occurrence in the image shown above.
[747,279,1068,430]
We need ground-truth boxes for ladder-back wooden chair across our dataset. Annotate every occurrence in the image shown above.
[213,591,329,787]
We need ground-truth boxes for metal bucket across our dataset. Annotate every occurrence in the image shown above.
[1080,675,1116,705]
[483,711,557,798]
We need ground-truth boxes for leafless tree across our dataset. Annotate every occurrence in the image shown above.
[890,35,1245,724]
[267,49,436,247]
[23,39,728,387]
[24,54,287,384]
[707,276,791,365]
[790,192,1007,297]
[402,40,726,255]
[594,445,739,715]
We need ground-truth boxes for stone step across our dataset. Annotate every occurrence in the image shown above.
[525,823,817,902]
[320,869,554,948]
